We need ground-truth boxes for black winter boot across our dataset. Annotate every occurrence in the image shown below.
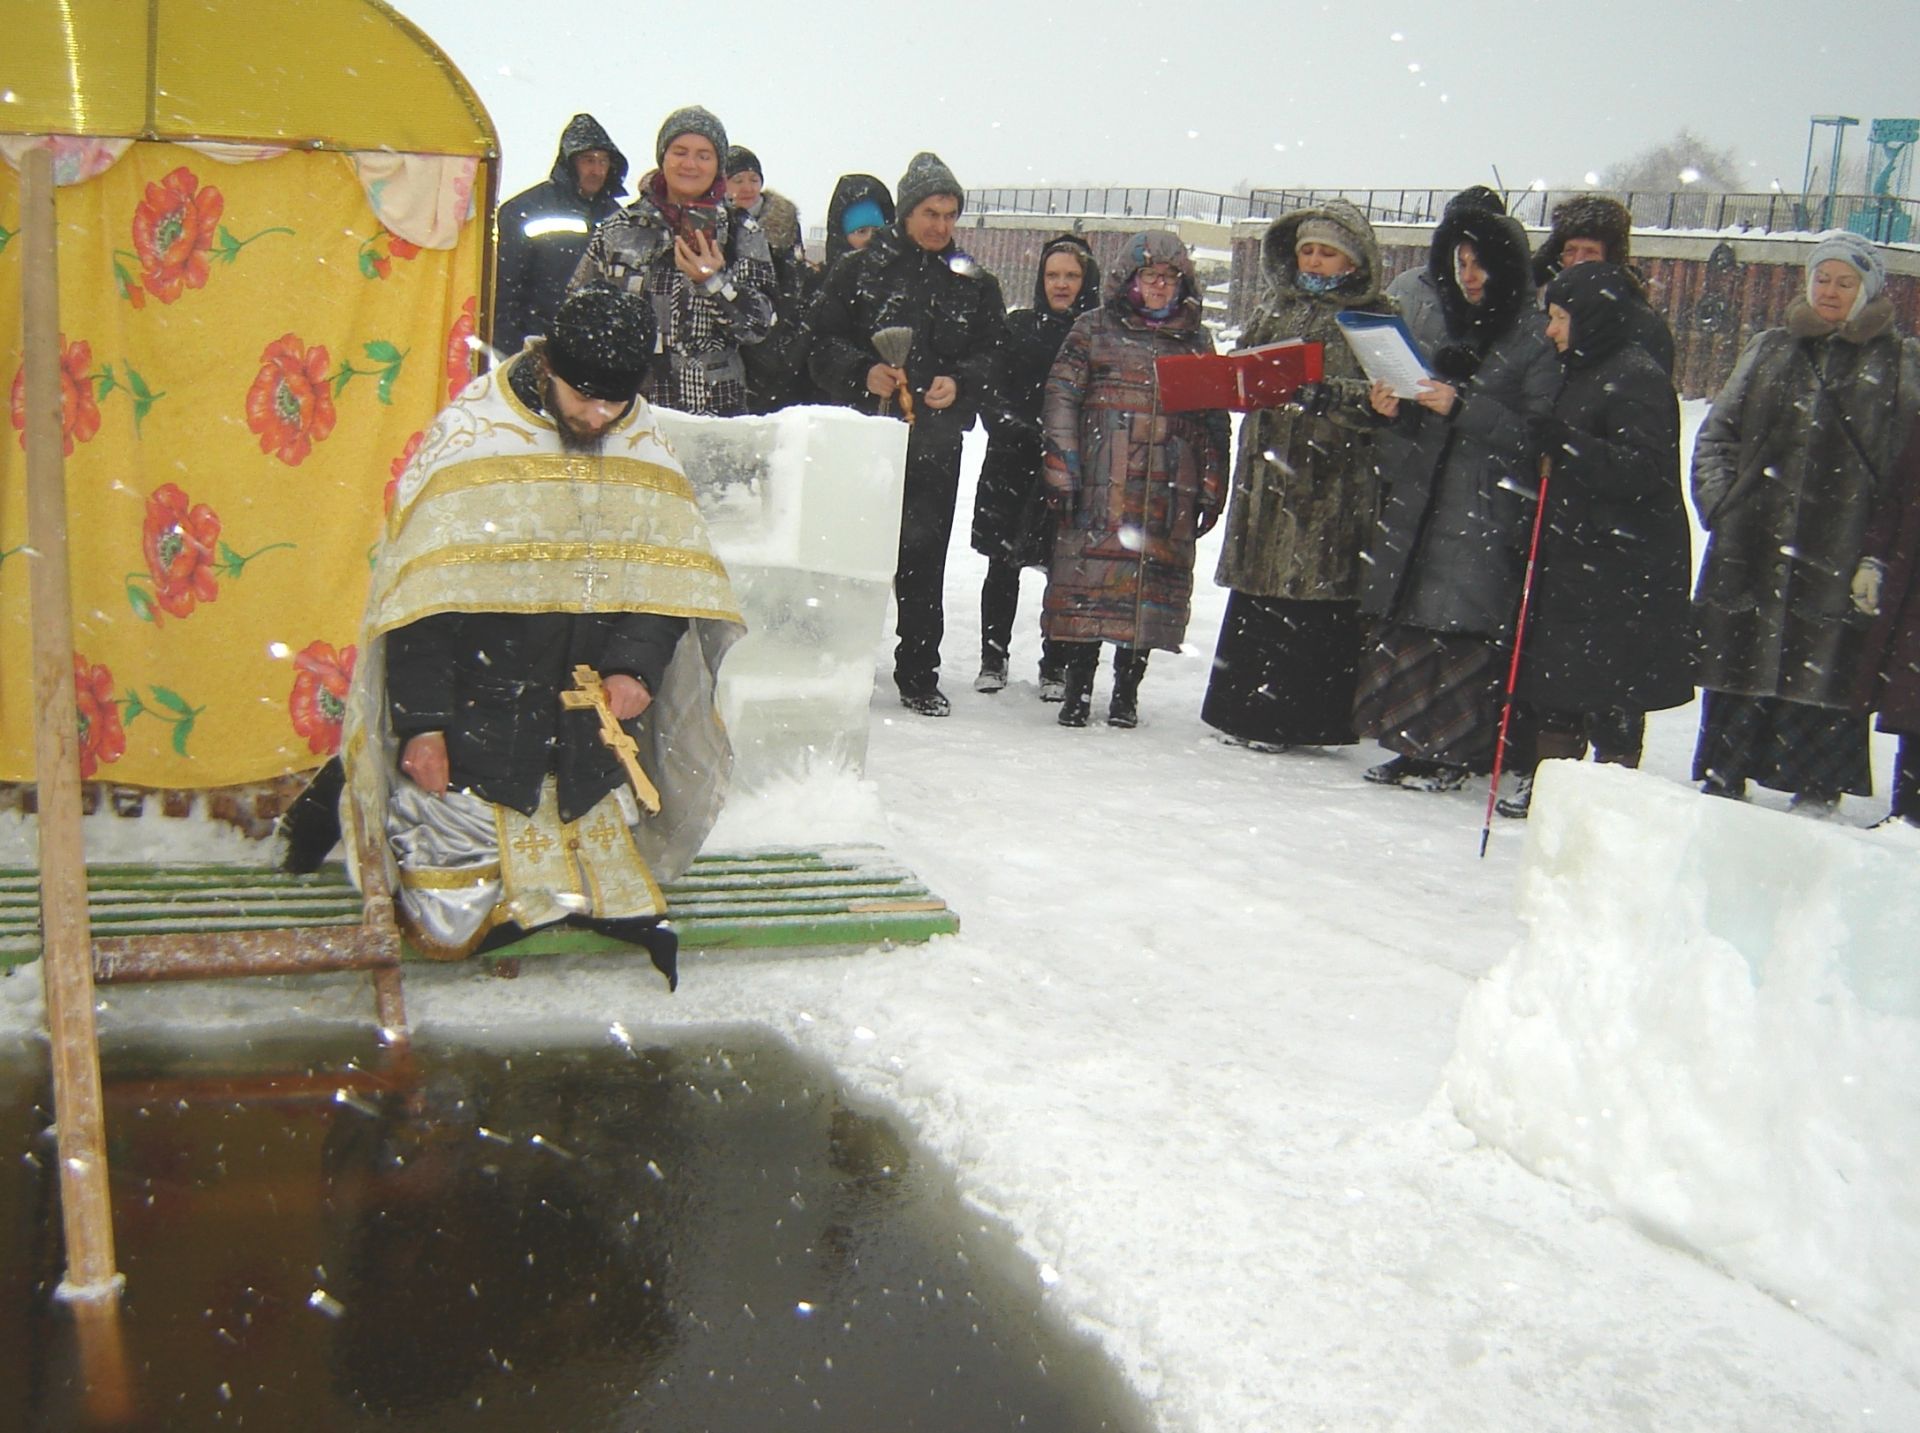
[582,916,679,991]
[278,757,345,873]
[1108,647,1149,728]
[1057,645,1097,728]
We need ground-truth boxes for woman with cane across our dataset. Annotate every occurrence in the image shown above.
[1492,262,1694,819]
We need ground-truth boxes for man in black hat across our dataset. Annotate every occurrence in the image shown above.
[341,287,746,982]
[809,151,1007,715]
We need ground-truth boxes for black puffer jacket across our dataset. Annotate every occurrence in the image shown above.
[1517,263,1693,713]
[970,235,1101,567]
[1363,207,1558,636]
[494,115,629,356]
[807,221,1006,431]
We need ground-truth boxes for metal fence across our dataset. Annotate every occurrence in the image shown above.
[966,186,1919,240]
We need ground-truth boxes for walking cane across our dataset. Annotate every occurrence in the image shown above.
[1480,454,1553,858]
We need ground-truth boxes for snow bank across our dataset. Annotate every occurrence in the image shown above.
[1447,760,1920,1379]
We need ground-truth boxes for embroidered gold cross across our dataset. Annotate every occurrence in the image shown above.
[583,810,623,852]
[510,824,556,860]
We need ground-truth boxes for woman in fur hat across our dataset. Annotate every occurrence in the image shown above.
[1692,231,1920,812]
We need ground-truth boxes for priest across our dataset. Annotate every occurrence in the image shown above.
[342,288,744,986]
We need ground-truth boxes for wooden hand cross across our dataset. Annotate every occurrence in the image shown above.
[560,665,662,814]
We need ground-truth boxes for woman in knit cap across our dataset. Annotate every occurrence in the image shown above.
[1691,230,1920,812]
[1039,231,1229,728]
[970,233,1101,697]
[569,104,777,415]
[1203,199,1394,752]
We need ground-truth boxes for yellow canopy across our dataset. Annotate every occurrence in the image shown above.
[2,0,496,157]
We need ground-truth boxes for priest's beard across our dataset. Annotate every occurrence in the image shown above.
[544,375,612,454]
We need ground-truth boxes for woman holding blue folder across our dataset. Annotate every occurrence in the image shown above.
[1204,199,1395,751]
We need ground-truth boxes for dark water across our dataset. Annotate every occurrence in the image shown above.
[0,1032,1151,1432]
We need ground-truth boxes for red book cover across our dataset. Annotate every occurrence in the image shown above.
[1155,340,1325,413]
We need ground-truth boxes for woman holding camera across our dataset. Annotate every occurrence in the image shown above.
[569,105,777,415]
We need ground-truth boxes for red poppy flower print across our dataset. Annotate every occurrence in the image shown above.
[385,430,425,514]
[445,296,477,400]
[73,655,126,779]
[289,640,356,755]
[388,236,422,261]
[131,166,225,304]
[10,337,102,456]
[143,483,222,620]
[246,334,336,466]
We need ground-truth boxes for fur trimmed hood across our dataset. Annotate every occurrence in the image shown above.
[1261,197,1384,306]
[1428,206,1535,376]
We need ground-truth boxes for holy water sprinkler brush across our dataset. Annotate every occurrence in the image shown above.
[870,326,916,424]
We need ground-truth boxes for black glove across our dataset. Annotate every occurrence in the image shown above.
[1290,381,1331,416]
[1431,344,1481,382]
[1530,415,1578,457]
[1196,505,1221,537]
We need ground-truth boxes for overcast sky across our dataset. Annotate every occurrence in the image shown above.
[393,0,1917,223]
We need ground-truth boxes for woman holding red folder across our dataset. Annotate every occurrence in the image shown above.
[1203,199,1396,751]
[1039,231,1228,727]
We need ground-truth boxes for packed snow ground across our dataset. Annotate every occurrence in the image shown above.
[4,404,1916,1431]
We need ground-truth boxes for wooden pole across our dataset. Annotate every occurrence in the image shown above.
[21,142,123,1304]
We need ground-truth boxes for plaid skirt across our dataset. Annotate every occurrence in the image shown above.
[1353,625,1501,771]
[1692,690,1873,797]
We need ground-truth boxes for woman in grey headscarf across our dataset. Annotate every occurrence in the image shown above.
[1690,230,1920,811]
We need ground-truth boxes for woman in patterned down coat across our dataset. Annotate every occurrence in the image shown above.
[1204,199,1394,752]
[1039,230,1229,729]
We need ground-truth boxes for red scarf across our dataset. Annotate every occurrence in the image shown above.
[646,170,726,236]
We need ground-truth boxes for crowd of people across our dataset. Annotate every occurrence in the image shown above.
[489,106,1920,830]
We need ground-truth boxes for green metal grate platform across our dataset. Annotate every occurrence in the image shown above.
[0,847,960,969]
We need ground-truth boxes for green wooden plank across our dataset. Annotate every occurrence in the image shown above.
[0,846,960,969]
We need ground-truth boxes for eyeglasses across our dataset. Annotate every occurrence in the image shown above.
[1136,268,1181,287]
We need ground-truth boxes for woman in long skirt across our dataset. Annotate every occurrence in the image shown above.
[1204,199,1394,750]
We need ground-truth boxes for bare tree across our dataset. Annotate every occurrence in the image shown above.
[1601,129,1745,192]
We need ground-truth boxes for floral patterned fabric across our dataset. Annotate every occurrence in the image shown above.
[0,141,483,787]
